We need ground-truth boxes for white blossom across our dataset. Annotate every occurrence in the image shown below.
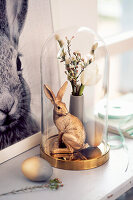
[80,62,101,86]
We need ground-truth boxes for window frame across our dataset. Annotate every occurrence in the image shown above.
[51,0,133,56]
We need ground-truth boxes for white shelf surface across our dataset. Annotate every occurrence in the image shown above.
[0,137,133,200]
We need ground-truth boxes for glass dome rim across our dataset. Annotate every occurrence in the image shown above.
[40,25,109,57]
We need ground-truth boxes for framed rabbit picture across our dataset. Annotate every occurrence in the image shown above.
[0,0,54,163]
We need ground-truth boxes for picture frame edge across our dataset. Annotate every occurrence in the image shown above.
[0,132,41,164]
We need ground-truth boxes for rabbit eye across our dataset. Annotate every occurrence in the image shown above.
[57,106,61,110]
[16,56,22,71]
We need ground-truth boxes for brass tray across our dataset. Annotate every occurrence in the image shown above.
[40,135,109,170]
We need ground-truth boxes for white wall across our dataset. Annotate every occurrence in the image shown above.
[51,0,97,32]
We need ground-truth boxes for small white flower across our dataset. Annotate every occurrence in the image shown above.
[69,65,75,69]
[80,63,101,86]
[74,51,80,55]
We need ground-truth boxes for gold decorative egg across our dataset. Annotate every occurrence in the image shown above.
[21,156,53,182]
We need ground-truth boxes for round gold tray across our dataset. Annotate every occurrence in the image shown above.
[40,135,110,170]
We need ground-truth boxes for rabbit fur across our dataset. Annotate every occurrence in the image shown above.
[0,0,39,150]
[44,81,88,153]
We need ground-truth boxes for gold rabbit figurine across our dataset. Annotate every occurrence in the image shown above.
[44,81,88,154]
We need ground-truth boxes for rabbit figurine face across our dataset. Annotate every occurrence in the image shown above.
[44,81,88,154]
[54,101,68,116]
[0,0,39,150]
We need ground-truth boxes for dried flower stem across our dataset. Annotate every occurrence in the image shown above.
[67,40,72,58]
[0,178,63,197]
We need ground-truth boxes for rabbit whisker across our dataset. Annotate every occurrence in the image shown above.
[18,99,30,102]
[18,106,30,112]
[18,106,37,117]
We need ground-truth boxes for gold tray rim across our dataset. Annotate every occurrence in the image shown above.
[40,144,110,170]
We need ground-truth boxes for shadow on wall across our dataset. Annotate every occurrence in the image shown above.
[20,0,54,122]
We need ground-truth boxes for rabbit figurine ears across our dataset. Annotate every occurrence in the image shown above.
[44,81,68,104]
[0,0,28,48]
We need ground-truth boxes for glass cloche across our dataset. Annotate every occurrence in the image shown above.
[40,27,109,170]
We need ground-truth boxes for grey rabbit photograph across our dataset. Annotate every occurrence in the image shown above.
[0,0,39,150]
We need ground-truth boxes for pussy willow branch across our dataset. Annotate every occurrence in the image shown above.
[0,178,63,197]
[56,35,98,95]
[67,39,72,58]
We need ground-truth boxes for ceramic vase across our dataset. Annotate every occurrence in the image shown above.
[69,94,84,122]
